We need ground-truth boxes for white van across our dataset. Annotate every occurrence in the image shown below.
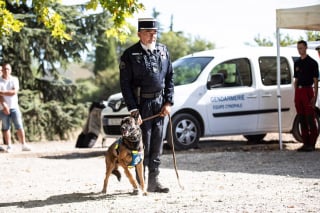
[102,47,320,150]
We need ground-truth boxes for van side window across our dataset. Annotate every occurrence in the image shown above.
[259,56,292,85]
[210,58,252,87]
[174,57,213,86]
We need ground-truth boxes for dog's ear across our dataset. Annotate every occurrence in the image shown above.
[120,116,129,126]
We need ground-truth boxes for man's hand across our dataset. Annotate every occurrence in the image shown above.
[160,103,171,117]
[131,110,142,125]
[2,102,10,115]
[310,96,317,108]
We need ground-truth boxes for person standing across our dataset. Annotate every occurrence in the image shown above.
[0,65,5,152]
[294,40,319,152]
[0,63,31,152]
[119,18,174,192]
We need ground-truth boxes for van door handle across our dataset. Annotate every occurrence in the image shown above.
[247,94,257,99]
[261,93,272,97]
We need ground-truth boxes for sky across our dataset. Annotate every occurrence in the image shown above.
[63,0,320,48]
[128,0,320,47]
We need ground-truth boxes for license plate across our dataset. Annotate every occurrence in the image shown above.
[107,118,123,126]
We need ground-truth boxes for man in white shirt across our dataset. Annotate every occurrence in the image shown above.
[0,63,31,152]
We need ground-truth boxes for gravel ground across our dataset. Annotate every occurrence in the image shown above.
[0,134,319,213]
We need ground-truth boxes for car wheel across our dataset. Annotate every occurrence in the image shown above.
[243,134,266,143]
[166,113,201,150]
[292,113,320,143]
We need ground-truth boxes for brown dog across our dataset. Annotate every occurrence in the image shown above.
[102,116,147,195]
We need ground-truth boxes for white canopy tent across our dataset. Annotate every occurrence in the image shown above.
[276,4,320,150]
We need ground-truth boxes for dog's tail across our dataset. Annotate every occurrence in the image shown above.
[112,169,121,181]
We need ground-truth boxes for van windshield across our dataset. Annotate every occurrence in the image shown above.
[173,57,213,86]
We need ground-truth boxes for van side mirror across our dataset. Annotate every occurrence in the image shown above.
[207,73,224,89]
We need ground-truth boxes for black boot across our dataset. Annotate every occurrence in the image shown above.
[147,168,169,193]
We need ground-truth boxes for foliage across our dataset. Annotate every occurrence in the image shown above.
[253,34,274,47]
[305,31,320,41]
[76,77,101,102]
[159,31,189,61]
[0,0,144,42]
[18,90,88,141]
[188,36,215,54]
[159,31,214,61]
[76,66,120,102]
[95,67,121,99]
[35,78,77,103]
[0,1,25,36]
[253,31,320,47]
[0,2,93,89]
[0,2,117,141]
[92,11,118,74]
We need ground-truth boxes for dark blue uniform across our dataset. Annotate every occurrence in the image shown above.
[120,42,174,171]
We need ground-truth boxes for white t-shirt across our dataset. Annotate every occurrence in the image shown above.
[0,76,20,109]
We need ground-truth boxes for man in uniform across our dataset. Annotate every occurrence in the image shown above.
[294,40,319,152]
[119,18,174,193]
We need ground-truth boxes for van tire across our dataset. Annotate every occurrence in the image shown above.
[292,113,320,143]
[167,113,200,150]
[243,134,266,143]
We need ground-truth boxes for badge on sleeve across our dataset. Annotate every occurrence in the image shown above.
[120,61,126,69]
[160,50,167,60]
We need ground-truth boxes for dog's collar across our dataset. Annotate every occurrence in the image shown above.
[122,137,141,151]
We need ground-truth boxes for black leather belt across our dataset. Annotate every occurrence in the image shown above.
[297,85,312,88]
[140,91,162,98]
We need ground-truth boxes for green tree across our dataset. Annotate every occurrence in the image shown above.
[253,34,274,46]
[159,31,214,61]
[0,0,144,42]
[305,31,320,41]
[188,36,215,53]
[159,31,189,61]
[92,11,118,74]
[1,2,89,91]
[253,31,319,47]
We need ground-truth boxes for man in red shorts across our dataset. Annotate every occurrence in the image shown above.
[294,40,319,152]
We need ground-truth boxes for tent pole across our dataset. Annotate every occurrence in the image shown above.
[276,27,283,150]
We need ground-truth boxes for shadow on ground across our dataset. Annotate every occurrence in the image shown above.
[0,191,135,209]
[161,138,320,179]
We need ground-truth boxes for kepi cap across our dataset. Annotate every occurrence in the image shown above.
[138,18,158,31]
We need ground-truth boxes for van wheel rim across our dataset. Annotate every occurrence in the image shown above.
[176,119,197,145]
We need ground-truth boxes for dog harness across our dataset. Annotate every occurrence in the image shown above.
[114,138,143,167]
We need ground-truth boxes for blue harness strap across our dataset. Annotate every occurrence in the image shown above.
[129,150,143,167]
[114,137,143,167]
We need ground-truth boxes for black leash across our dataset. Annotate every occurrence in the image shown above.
[142,113,184,190]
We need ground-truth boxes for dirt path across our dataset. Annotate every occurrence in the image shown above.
[0,134,319,213]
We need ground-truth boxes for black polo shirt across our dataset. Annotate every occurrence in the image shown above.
[294,55,319,86]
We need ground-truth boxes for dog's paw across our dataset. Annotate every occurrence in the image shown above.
[112,170,121,182]
[101,189,107,194]
[142,191,148,196]
[132,189,139,195]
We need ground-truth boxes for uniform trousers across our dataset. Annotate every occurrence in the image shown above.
[139,95,164,171]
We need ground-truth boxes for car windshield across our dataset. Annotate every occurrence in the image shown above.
[173,57,213,86]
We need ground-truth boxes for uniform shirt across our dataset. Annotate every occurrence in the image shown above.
[294,55,319,86]
[119,42,174,111]
[0,76,20,109]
